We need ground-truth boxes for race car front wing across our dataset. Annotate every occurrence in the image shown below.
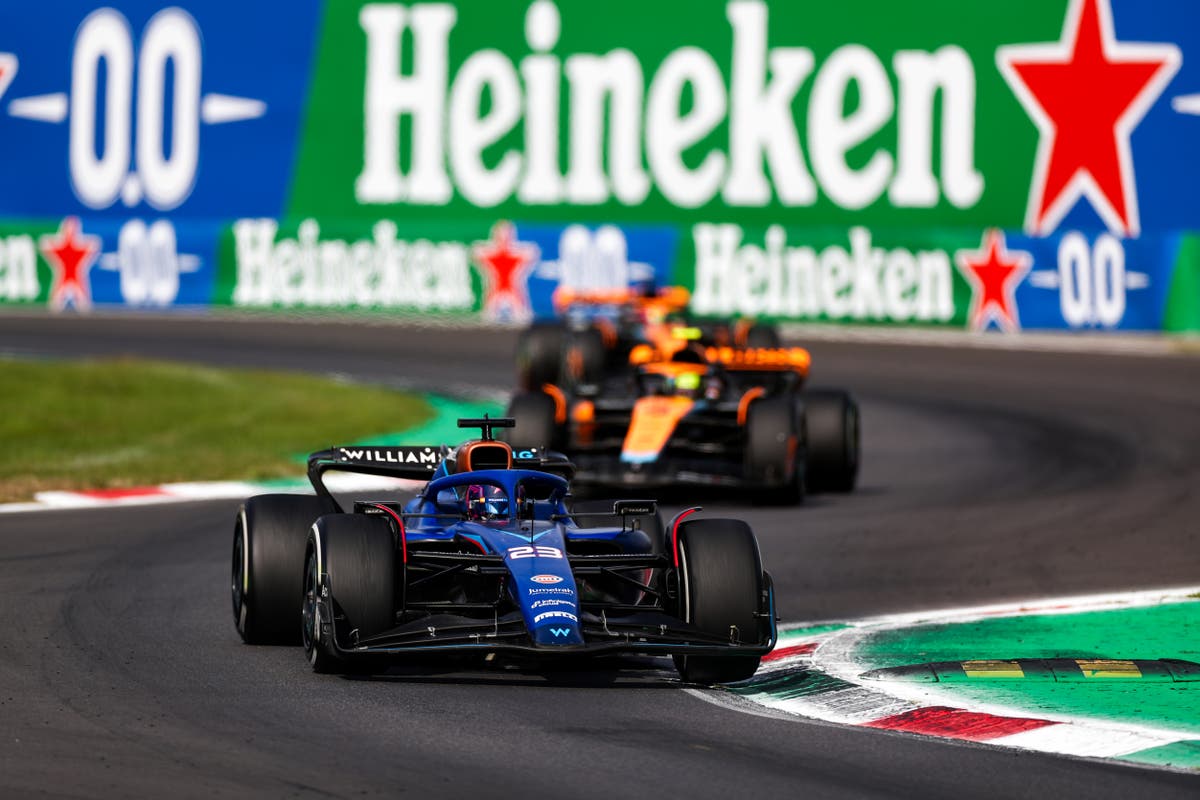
[313,560,778,659]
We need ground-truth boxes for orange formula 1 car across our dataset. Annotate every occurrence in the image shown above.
[504,341,858,503]
[515,286,781,391]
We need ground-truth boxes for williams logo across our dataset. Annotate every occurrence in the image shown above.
[337,446,441,467]
[549,628,571,638]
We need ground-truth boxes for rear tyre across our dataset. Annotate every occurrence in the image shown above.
[671,519,764,684]
[504,391,562,451]
[232,494,335,645]
[516,324,565,390]
[804,389,860,493]
[744,395,805,505]
[744,323,781,349]
[303,514,396,674]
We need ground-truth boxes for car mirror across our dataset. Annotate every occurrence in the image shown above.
[613,500,658,516]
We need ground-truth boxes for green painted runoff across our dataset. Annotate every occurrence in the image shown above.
[856,600,1200,736]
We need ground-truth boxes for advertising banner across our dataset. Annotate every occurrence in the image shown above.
[0,0,1196,331]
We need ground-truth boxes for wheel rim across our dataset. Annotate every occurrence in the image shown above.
[675,539,691,678]
[301,550,320,659]
[231,525,245,627]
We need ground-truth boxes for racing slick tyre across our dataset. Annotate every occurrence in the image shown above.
[303,514,396,674]
[572,498,665,556]
[804,389,860,493]
[671,519,765,685]
[745,395,805,505]
[232,494,336,645]
[561,328,607,388]
[743,323,781,349]
[504,390,562,451]
[516,323,566,390]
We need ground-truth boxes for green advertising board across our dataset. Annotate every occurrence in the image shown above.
[292,0,1040,228]
[1,0,1197,331]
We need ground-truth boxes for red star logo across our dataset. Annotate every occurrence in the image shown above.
[471,222,539,322]
[40,217,100,311]
[955,230,1033,333]
[997,0,1180,237]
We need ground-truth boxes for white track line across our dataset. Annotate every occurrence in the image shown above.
[0,475,426,514]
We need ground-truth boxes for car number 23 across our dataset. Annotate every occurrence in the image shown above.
[507,545,563,560]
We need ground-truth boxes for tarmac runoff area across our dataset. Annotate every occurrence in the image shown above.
[698,586,1200,773]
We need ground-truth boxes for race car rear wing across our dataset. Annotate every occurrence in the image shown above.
[511,447,577,481]
[703,346,811,373]
[551,285,691,314]
[628,343,810,375]
[306,443,579,501]
[307,445,445,501]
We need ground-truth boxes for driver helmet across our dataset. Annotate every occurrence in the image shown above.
[465,484,509,520]
[703,374,724,401]
[674,370,702,398]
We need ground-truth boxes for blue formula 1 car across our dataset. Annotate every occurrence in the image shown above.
[231,417,777,684]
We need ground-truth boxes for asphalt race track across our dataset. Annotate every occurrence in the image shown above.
[2,313,1198,798]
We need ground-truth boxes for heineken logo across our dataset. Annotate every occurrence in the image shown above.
[691,224,955,323]
[0,232,38,303]
[355,0,983,212]
[41,217,99,311]
[996,0,1180,238]
[231,218,475,311]
[472,221,539,322]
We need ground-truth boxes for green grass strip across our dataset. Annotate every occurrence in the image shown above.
[0,356,433,501]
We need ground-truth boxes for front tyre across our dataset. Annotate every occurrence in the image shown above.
[232,494,335,645]
[303,514,397,674]
[672,518,765,685]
